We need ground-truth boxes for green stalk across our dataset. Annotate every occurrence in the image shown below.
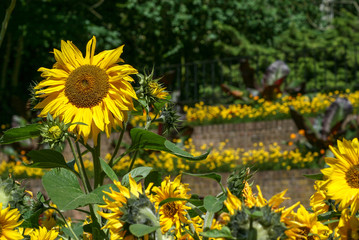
[0,0,16,48]
[92,136,102,188]
[51,206,80,240]
[127,151,138,172]
[109,123,127,167]
[67,138,90,194]
[75,141,92,192]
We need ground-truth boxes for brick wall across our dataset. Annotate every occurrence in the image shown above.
[190,119,298,150]
[182,168,318,207]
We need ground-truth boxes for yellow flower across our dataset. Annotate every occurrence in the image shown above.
[0,203,23,240]
[310,181,329,215]
[337,208,359,239]
[150,175,191,236]
[149,81,168,100]
[321,138,359,215]
[29,227,59,240]
[224,188,242,215]
[99,175,145,240]
[287,205,331,239]
[34,36,138,143]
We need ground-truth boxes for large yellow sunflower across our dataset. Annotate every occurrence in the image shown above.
[29,227,58,240]
[0,203,23,240]
[150,175,192,237]
[286,205,331,239]
[99,176,148,240]
[322,138,359,215]
[34,36,138,143]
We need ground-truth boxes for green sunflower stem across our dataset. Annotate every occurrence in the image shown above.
[75,141,92,192]
[93,136,102,188]
[109,123,127,167]
[127,150,138,172]
[203,211,214,230]
[51,206,80,240]
[67,138,90,194]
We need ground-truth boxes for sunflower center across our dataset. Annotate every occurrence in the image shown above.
[345,165,359,188]
[65,65,109,108]
[163,202,177,218]
[298,227,313,240]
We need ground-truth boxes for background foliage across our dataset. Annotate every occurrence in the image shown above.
[1,0,359,122]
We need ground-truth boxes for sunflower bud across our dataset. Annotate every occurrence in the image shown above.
[227,166,253,200]
[39,113,69,149]
[0,177,25,209]
[136,68,169,108]
[158,103,181,135]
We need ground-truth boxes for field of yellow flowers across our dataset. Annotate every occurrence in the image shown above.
[184,90,359,125]
[0,138,323,179]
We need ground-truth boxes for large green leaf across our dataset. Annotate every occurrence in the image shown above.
[122,167,153,187]
[42,169,99,210]
[203,195,223,213]
[27,149,70,169]
[0,124,40,144]
[129,128,210,161]
[100,158,119,182]
[129,224,160,237]
[183,172,222,185]
[200,227,235,239]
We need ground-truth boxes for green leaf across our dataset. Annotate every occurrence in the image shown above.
[130,128,210,161]
[317,211,341,221]
[0,124,40,144]
[90,184,117,204]
[129,224,160,237]
[122,167,153,186]
[200,226,235,239]
[159,197,202,207]
[183,172,222,184]
[62,222,83,239]
[144,171,162,189]
[100,158,119,182]
[42,168,98,210]
[303,173,324,180]
[27,149,70,169]
[203,195,223,213]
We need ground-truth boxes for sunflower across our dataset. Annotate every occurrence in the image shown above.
[29,227,58,240]
[321,138,359,215]
[34,36,138,143]
[148,81,168,100]
[310,181,329,215]
[224,188,242,215]
[99,175,153,240]
[337,208,359,239]
[150,175,191,236]
[287,204,331,239]
[0,203,23,240]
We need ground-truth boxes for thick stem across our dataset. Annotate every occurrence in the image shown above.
[127,151,138,172]
[93,136,102,188]
[51,206,80,240]
[109,123,127,167]
[67,139,90,194]
[75,141,93,192]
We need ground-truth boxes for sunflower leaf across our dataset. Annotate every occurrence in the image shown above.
[158,197,202,207]
[121,167,153,187]
[129,224,160,237]
[0,124,40,144]
[42,168,100,210]
[303,173,324,180]
[129,128,210,161]
[26,149,70,169]
[200,227,235,239]
[100,158,119,182]
[204,195,223,212]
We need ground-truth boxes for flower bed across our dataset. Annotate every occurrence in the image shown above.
[184,90,359,126]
